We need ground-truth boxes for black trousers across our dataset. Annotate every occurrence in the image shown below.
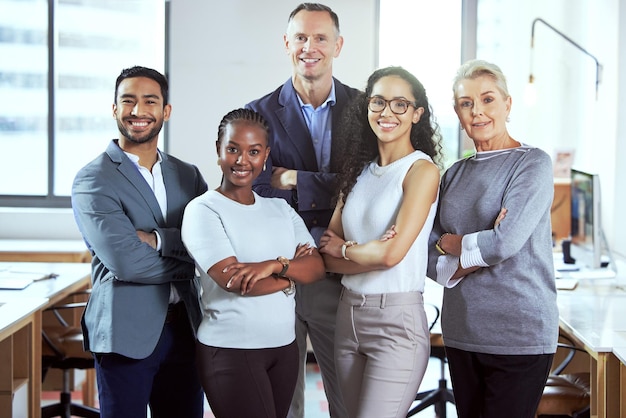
[445,346,553,418]
[196,340,299,418]
[94,304,204,418]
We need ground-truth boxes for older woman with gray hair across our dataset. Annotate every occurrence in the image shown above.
[427,59,558,418]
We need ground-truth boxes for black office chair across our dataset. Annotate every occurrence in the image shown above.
[536,335,590,418]
[41,292,99,418]
[407,304,455,418]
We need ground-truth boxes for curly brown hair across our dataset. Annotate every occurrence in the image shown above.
[334,66,443,205]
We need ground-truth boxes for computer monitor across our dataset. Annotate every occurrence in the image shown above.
[570,168,602,269]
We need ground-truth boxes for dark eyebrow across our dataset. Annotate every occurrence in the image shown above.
[227,139,265,148]
[373,94,413,101]
[119,93,161,100]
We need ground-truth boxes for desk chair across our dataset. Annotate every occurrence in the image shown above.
[536,335,590,418]
[41,292,99,418]
[407,304,455,418]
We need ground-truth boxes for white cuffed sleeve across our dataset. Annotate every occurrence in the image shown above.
[460,232,489,268]
[436,254,464,288]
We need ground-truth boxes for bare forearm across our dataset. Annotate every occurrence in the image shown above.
[284,251,325,284]
[451,264,480,280]
[322,252,379,275]
[437,233,463,257]
[243,276,291,296]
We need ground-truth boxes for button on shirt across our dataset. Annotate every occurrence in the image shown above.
[297,81,336,244]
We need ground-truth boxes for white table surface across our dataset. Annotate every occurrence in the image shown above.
[0,261,91,303]
[557,277,626,352]
[0,296,48,338]
[0,239,88,253]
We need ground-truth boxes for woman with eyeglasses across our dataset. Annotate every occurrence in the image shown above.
[319,66,443,418]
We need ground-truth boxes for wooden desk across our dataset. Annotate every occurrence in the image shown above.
[610,332,626,418]
[0,296,48,418]
[0,262,91,418]
[0,239,94,399]
[0,240,90,263]
[557,277,626,418]
[0,262,92,306]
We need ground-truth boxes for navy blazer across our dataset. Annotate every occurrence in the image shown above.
[246,78,360,231]
[72,140,208,359]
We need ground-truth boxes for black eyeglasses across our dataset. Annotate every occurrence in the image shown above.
[367,97,417,115]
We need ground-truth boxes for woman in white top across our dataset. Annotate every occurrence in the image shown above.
[182,108,325,418]
[319,67,443,418]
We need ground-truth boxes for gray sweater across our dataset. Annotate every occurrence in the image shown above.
[427,145,559,355]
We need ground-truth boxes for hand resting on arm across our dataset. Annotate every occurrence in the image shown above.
[210,243,324,295]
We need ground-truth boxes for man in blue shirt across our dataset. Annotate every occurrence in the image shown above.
[246,3,359,417]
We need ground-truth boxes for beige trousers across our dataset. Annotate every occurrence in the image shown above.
[334,288,430,418]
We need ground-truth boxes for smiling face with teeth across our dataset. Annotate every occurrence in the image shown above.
[284,10,343,84]
[216,121,270,199]
[113,76,171,146]
[367,75,424,150]
[454,74,513,151]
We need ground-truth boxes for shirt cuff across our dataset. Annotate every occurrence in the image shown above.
[460,232,489,269]
[154,230,162,252]
[436,255,464,288]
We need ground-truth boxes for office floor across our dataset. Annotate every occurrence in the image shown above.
[41,357,457,418]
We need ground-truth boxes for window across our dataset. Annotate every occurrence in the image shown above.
[378,0,463,167]
[0,0,165,207]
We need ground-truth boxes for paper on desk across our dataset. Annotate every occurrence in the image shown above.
[0,270,55,290]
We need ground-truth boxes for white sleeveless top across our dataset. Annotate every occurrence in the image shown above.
[341,150,437,294]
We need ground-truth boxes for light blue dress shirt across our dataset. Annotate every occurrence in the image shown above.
[296,81,336,243]
[297,81,336,173]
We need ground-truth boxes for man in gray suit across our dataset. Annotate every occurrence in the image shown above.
[72,66,206,418]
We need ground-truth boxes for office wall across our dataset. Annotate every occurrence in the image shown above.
[167,0,378,191]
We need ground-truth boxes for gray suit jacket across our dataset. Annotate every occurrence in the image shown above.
[72,140,208,359]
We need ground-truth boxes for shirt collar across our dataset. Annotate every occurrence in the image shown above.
[296,80,337,110]
[123,149,163,166]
